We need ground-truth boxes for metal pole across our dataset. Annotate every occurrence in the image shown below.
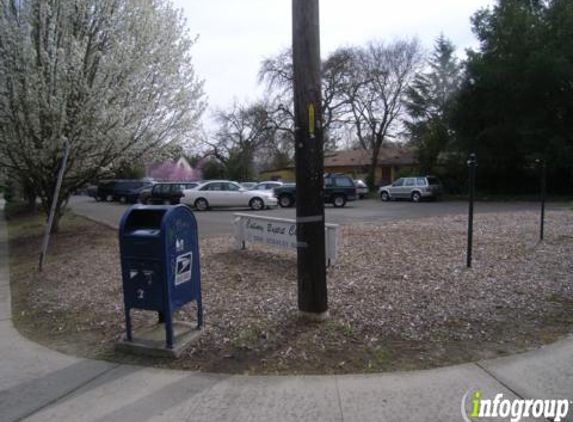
[538,159,547,241]
[292,0,328,319]
[467,153,477,268]
[39,143,70,271]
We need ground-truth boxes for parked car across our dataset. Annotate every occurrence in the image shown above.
[273,173,357,208]
[378,176,442,202]
[95,180,117,202]
[145,182,199,205]
[250,181,284,191]
[113,180,154,203]
[239,181,258,189]
[137,184,155,204]
[123,183,155,204]
[181,180,277,211]
[354,179,369,199]
[86,185,98,199]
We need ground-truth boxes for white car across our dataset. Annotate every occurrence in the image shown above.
[181,180,278,211]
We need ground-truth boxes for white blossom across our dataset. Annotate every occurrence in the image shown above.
[0,0,206,223]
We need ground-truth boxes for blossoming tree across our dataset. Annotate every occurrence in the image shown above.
[0,0,206,231]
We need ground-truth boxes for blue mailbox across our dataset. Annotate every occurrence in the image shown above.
[119,204,203,349]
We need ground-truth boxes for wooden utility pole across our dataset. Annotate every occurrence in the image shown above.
[292,0,328,319]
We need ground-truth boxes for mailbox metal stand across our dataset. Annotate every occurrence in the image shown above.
[117,205,203,356]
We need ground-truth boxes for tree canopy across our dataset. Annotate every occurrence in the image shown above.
[453,0,573,192]
[404,35,463,174]
[0,0,206,229]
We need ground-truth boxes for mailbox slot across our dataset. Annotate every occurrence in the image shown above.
[123,209,166,235]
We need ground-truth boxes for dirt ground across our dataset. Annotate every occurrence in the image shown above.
[7,208,573,374]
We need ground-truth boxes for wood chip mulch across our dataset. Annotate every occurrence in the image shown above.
[10,210,573,374]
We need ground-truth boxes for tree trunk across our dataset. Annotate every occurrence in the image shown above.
[43,197,66,234]
[367,139,382,189]
[366,165,376,191]
[21,179,37,211]
[50,211,62,234]
[26,193,36,211]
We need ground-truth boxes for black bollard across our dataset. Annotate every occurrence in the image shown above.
[536,159,547,241]
[467,153,477,268]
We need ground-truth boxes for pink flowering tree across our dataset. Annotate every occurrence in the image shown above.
[150,160,201,181]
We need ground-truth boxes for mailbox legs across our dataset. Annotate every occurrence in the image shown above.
[165,311,175,349]
[124,308,133,342]
[197,298,204,330]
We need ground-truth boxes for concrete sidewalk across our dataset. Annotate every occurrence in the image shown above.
[1,202,572,422]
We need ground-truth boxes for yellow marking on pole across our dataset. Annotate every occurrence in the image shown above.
[308,103,315,137]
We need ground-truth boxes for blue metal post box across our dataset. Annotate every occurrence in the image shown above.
[119,204,203,349]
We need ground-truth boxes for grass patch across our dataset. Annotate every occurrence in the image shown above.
[545,293,571,304]
[231,321,271,350]
[4,201,37,221]
[328,321,354,337]
[6,210,45,241]
[364,345,392,370]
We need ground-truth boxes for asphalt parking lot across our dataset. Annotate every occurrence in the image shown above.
[68,195,565,238]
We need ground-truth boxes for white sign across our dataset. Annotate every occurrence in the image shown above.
[233,213,339,265]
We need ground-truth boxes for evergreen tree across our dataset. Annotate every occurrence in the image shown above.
[453,0,573,193]
[404,35,463,174]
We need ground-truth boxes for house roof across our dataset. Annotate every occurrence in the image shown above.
[261,148,416,173]
[324,148,416,167]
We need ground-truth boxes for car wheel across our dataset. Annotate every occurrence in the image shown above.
[411,191,422,202]
[95,196,102,202]
[249,197,264,211]
[194,198,209,211]
[105,194,113,202]
[163,199,171,205]
[119,196,127,204]
[332,194,346,208]
[380,191,390,202]
[278,194,294,208]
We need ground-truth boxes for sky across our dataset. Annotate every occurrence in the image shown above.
[172,0,496,122]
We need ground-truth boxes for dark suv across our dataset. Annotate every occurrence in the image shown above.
[95,180,117,202]
[145,182,199,205]
[113,180,153,203]
[273,173,357,208]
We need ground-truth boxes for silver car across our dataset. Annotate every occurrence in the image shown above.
[181,180,278,211]
[378,176,442,202]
